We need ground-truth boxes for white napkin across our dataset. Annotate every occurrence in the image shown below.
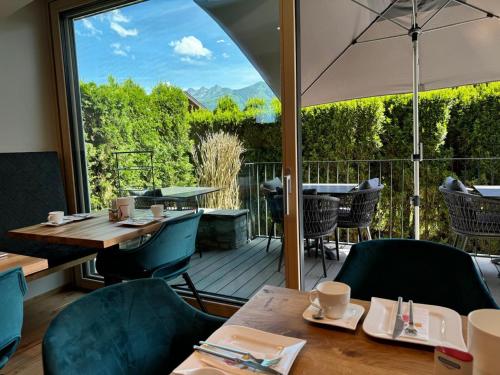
[400,305,429,341]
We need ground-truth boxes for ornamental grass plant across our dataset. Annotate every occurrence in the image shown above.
[193,131,245,209]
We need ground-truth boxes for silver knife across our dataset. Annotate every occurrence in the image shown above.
[193,345,282,375]
[392,296,404,339]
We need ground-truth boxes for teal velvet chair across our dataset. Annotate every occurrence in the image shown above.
[0,267,27,369]
[42,278,226,375]
[96,211,207,311]
[335,239,499,315]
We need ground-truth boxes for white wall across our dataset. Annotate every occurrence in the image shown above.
[0,0,60,152]
[0,0,72,298]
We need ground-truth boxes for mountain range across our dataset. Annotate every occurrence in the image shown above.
[186,81,276,110]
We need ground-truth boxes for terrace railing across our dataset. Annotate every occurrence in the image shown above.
[239,157,500,250]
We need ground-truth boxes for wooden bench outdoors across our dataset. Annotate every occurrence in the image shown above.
[0,152,97,280]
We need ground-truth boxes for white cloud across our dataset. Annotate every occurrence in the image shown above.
[79,19,102,36]
[169,36,212,59]
[110,9,130,23]
[222,52,230,59]
[216,39,226,43]
[111,43,131,56]
[110,22,138,37]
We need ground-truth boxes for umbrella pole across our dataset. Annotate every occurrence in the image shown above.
[411,0,421,240]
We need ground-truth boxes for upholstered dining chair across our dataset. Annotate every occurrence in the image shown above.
[335,239,499,315]
[0,267,27,369]
[96,211,207,311]
[42,279,225,375]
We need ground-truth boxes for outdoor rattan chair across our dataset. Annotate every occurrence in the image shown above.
[336,184,384,243]
[277,195,340,277]
[262,178,283,253]
[439,186,500,249]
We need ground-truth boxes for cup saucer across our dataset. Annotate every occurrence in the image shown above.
[302,302,365,330]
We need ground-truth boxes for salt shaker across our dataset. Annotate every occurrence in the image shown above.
[434,346,473,375]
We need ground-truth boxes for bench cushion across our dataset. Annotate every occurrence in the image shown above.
[0,152,97,267]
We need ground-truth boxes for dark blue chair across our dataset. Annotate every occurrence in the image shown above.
[96,211,207,311]
[42,279,225,375]
[0,267,27,369]
[335,239,499,315]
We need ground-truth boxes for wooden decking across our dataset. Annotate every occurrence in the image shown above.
[171,237,350,300]
[173,237,500,303]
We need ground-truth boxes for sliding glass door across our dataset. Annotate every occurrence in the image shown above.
[51,0,303,298]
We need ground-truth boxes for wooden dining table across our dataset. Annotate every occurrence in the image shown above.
[8,210,192,249]
[177,285,467,375]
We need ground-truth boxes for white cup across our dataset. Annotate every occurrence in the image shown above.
[467,309,500,375]
[151,204,164,218]
[309,281,350,319]
[116,197,130,220]
[47,211,64,224]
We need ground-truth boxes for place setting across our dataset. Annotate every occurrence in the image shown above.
[173,325,306,375]
[302,281,365,330]
[41,211,94,226]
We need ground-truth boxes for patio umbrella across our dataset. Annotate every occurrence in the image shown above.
[195,0,500,239]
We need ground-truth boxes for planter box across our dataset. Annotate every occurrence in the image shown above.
[197,209,249,250]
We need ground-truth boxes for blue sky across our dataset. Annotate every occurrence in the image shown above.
[74,0,264,91]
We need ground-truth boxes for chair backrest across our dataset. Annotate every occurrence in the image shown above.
[268,194,284,224]
[0,152,67,252]
[338,185,384,228]
[335,239,499,315]
[129,210,203,272]
[439,186,500,237]
[0,267,27,369]
[303,195,340,238]
[42,279,225,375]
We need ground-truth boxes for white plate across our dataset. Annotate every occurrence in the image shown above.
[362,297,466,350]
[67,213,93,221]
[302,302,365,330]
[173,325,306,375]
[41,217,75,226]
[117,218,156,227]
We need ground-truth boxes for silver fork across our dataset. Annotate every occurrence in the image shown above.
[199,341,281,367]
[405,300,418,336]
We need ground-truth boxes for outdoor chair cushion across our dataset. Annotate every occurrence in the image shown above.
[443,176,469,194]
[0,152,97,267]
[262,177,282,192]
[335,239,499,315]
[43,279,226,375]
[358,177,380,190]
[0,267,27,369]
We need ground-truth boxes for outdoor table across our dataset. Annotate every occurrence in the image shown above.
[134,186,220,211]
[473,185,500,199]
[0,253,48,276]
[8,210,192,249]
[177,285,467,375]
[303,183,357,195]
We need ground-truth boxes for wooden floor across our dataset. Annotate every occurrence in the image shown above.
[171,237,351,300]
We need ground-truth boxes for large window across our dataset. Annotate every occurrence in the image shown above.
[55,0,304,301]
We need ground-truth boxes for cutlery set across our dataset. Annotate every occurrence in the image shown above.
[392,296,418,339]
[194,341,283,375]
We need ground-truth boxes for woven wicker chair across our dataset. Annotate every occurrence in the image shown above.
[277,195,340,277]
[262,178,284,253]
[439,186,500,249]
[336,185,384,242]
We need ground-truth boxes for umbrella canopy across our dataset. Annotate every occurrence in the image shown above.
[195,0,500,238]
[196,0,499,104]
